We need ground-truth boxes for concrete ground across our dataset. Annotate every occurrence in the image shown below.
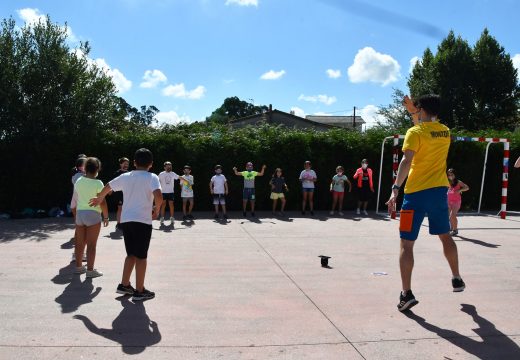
[0,212,519,360]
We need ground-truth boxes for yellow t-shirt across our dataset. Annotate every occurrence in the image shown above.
[74,176,104,213]
[402,121,451,194]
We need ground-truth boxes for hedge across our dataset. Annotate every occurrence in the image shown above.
[1,124,519,215]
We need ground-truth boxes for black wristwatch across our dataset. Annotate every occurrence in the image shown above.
[392,184,401,190]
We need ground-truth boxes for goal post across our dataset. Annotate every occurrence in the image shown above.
[375,135,510,219]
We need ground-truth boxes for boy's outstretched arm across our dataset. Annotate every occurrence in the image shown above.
[257,165,267,176]
[89,184,113,207]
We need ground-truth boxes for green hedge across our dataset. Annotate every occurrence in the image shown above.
[2,124,519,214]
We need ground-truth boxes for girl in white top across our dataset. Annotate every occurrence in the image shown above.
[299,160,317,215]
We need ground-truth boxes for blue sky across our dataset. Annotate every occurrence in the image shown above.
[2,0,519,127]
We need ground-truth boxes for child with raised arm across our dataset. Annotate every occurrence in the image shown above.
[210,165,228,219]
[180,165,194,220]
[447,168,469,236]
[299,161,317,216]
[233,162,267,217]
[330,165,351,216]
[90,148,162,301]
[72,157,109,278]
[270,168,289,216]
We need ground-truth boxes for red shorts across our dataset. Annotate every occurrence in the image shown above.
[332,191,344,198]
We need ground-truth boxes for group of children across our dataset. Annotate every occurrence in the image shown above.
[68,147,474,302]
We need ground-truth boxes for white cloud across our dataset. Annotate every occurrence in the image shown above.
[347,47,401,86]
[73,50,132,93]
[17,8,78,43]
[140,70,167,88]
[260,69,286,80]
[513,54,520,78]
[360,104,382,128]
[409,56,421,73]
[326,69,341,79]
[162,83,206,99]
[290,106,305,118]
[298,94,337,106]
[225,0,258,6]
[155,111,192,125]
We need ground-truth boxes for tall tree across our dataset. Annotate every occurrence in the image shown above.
[206,96,268,124]
[376,88,412,131]
[473,28,520,129]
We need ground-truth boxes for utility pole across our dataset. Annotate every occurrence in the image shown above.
[353,106,356,130]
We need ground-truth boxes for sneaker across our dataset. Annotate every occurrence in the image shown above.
[188,214,194,220]
[132,288,155,301]
[223,214,228,220]
[170,219,175,228]
[363,210,368,216]
[75,266,86,274]
[451,229,459,236]
[214,213,219,219]
[251,212,256,217]
[339,211,344,216]
[356,208,360,215]
[182,215,187,221]
[116,283,135,295]
[86,269,103,278]
[160,217,164,225]
[329,211,334,215]
[452,277,466,292]
[397,290,419,312]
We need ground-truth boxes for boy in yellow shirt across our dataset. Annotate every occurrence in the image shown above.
[386,94,465,312]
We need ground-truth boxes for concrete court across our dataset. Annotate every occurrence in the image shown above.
[0,212,519,360]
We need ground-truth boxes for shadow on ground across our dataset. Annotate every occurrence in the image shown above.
[74,298,161,354]
[0,218,74,242]
[406,304,520,360]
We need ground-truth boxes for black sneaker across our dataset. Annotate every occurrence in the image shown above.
[452,277,466,292]
[132,288,155,301]
[397,290,419,312]
[188,214,194,219]
[116,283,135,295]
[214,213,219,219]
[223,214,228,219]
[251,212,256,217]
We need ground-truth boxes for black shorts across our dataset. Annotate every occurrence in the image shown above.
[162,193,174,201]
[112,191,123,205]
[358,186,371,202]
[121,222,153,259]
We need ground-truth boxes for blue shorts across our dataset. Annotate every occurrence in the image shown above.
[302,187,315,193]
[243,188,255,201]
[399,187,450,241]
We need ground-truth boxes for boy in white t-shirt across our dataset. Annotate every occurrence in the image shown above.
[209,165,228,219]
[180,165,194,220]
[158,161,179,227]
[90,148,162,301]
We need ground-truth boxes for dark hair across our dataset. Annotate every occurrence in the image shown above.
[336,165,344,172]
[447,168,458,186]
[77,154,87,159]
[361,159,368,164]
[85,157,101,175]
[183,165,191,170]
[414,94,441,116]
[272,168,283,178]
[119,157,129,164]
[75,157,86,168]
[134,148,153,167]
[215,164,222,170]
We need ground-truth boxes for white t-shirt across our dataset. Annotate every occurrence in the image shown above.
[109,170,161,225]
[180,175,194,198]
[211,174,227,194]
[158,171,179,194]
[299,169,317,188]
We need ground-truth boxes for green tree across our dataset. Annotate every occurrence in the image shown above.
[0,16,118,209]
[473,28,520,129]
[206,96,268,124]
[407,29,519,130]
[376,88,412,131]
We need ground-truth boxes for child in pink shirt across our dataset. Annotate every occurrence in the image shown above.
[447,168,469,236]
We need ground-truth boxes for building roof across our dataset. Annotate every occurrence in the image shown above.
[305,115,365,126]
